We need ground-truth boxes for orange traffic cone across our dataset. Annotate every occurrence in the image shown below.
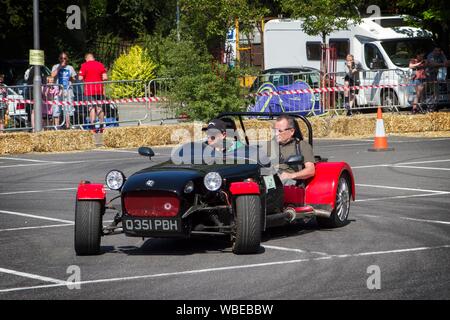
[368,107,394,152]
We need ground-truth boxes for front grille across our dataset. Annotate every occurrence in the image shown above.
[124,191,180,217]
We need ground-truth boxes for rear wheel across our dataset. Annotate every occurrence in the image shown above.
[231,195,261,254]
[74,200,103,255]
[317,175,351,228]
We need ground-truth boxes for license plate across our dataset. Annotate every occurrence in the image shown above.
[124,218,180,232]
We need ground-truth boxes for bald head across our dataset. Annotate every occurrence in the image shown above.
[85,53,95,61]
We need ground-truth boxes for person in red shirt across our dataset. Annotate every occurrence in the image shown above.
[78,53,108,131]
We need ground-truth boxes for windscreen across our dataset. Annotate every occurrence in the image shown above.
[381,38,435,68]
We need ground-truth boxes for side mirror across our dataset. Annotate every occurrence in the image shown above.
[285,155,304,166]
[138,147,155,159]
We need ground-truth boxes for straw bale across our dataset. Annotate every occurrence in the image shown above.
[32,130,95,152]
[429,112,450,131]
[103,124,195,148]
[0,133,33,154]
[384,114,434,133]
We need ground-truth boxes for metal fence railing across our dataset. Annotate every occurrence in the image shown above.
[2,71,448,134]
[321,69,411,114]
[68,79,151,130]
[147,78,180,122]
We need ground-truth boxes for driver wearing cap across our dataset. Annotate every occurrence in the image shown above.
[203,119,244,153]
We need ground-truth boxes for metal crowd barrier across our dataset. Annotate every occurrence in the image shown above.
[247,70,323,116]
[70,79,149,130]
[322,69,411,114]
[1,83,64,132]
[411,79,450,112]
[146,78,180,122]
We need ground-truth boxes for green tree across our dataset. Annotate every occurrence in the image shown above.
[110,45,157,98]
[141,35,247,121]
[179,0,269,58]
[396,0,450,52]
[277,0,362,44]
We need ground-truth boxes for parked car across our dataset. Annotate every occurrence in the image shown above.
[74,112,355,256]
[6,87,28,128]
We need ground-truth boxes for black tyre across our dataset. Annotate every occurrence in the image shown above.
[231,195,261,254]
[74,200,103,255]
[317,175,351,228]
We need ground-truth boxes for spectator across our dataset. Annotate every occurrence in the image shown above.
[0,74,7,132]
[409,52,427,114]
[78,53,108,132]
[344,54,362,116]
[43,76,61,128]
[427,47,448,111]
[51,52,76,129]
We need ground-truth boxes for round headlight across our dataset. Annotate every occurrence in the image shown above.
[184,181,194,194]
[204,172,222,191]
[105,170,125,190]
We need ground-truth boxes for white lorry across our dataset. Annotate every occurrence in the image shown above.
[264,16,437,109]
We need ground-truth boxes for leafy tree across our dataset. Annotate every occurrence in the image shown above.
[396,0,450,53]
[277,0,362,43]
[179,0,269,58]
[110,45,157,98]
[140,35,247,121]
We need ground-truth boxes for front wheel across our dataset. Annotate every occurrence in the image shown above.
[317,175,351,228]
[231,195,261,254]
[74,200,103,255]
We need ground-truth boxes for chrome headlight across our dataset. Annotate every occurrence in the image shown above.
[105,170,126,190]
[204,172,222,191]
[184,181,194,194]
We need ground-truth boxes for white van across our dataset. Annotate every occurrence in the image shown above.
[264,16,436,108]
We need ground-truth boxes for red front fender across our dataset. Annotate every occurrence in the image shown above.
[76,182,106,201]
[229,181,260,195]
[305,162,356,210]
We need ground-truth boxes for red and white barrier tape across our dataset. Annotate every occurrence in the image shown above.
[0,96,166,106]
[0,80,442,104]
[246,83,417,98]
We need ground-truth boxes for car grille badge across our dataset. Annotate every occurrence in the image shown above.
[146,180,155,187]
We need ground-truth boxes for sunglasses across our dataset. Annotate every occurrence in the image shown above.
[273,127,293,133]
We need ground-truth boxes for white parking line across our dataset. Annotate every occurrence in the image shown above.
[0,268,67,285]
[393,165,450,171]
[262,245,329,256]
[352,158,450,170]
[0,220,114,233]
[1,244,449,294]
[0,157,63,163]
[0,163,61,169]
[355,183,448,194]
[398,217,450,226]
[358,213,450,227]
[0,157,142,169]
[0,224,74,232]
[0,210,74,224]
[398,159,450,165]
[0,188,76,196]
[355,192,450,202]
[318,138,450,148]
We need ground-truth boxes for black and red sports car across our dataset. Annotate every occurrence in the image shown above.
[74,112,355,255]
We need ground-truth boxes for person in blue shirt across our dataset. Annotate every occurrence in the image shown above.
[51,52,77,129]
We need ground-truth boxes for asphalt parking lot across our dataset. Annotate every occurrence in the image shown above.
[0,136,449,300]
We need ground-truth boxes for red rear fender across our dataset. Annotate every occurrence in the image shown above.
[305,162,355,209]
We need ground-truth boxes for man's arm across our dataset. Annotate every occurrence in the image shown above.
[280,162,315,181]
[51,64,60,78]
[279,141,315,181]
